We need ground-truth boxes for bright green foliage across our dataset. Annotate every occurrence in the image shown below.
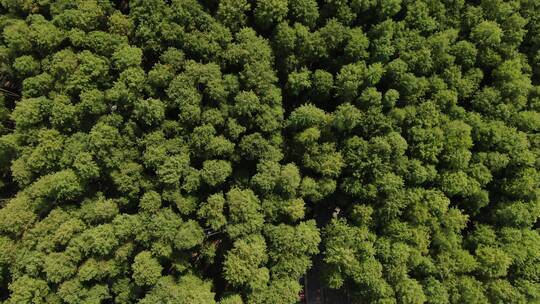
[201,159,233,187]
[139,191,161,213]
[198,192,227,230]
[112,45,142,70]
[264,220,320,278]
[7,276,51,304]
[132,251,162,286]
[223,234,268,288]
[138,275,215,304]
[226,188,264,238]
[0,0,539,303]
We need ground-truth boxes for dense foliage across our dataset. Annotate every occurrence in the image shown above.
[0,0,539,303]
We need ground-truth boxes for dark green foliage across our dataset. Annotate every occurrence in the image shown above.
[0,0,539,303]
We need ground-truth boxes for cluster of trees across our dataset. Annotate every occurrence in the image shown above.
[0,0,538,303]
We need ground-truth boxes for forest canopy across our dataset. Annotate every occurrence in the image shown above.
[0,0,539,303]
